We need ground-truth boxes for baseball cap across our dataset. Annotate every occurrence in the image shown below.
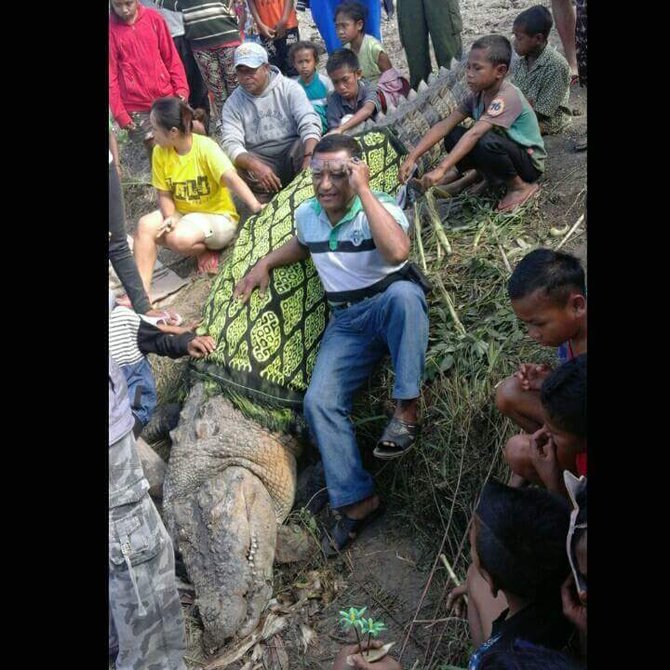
[234,42,269,69]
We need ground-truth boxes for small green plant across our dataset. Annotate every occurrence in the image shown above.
[339,606,387,660]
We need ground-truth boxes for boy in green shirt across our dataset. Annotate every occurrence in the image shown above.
[511,5,572,135]
[399,35,545,214]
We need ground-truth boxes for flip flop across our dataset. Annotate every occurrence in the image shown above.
[496,183,541,214]
[321,506,384,557]
[373,417,420,460]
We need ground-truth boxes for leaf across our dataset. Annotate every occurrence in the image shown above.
[439,355,454,372]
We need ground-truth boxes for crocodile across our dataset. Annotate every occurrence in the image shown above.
[161,61,469,652]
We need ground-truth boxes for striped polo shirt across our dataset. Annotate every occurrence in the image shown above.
[295,192,409,305]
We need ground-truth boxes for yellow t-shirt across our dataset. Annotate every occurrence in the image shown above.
[152,133,239,222]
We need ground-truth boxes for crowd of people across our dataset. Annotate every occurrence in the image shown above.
[108,1,587,668]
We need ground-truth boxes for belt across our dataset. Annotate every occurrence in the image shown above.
[329,295,374,311]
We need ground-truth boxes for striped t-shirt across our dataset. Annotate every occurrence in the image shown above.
[295,192,409,304]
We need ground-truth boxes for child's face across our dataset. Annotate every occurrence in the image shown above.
[466,48,507,92]
[512,24,545,57]
[330,66,361,101]
[293,48,318,82]
[335,14,363,44]
[511,289,585,348]
[111,0,139,24]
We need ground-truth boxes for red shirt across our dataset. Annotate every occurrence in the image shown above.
[575,452,587,476]
[109,5,189,128]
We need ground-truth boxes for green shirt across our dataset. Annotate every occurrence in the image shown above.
[345,34,384,86]
[511,45,571,135]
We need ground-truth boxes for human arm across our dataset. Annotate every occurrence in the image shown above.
[418,118,493,190]
[561,574,587,652]
[233,236,310,303]
[288,81,323,154]
[377,50,393,73]
[275,0,295,38]
[155,11,189,99]
[349,159,410,264]
[247,0,276,39]
[528,428,566,495]
[222,168,264,214]
[301,137,318,170]
[398,109,468,182]
[328,101,377,134]
[108,33,133,128]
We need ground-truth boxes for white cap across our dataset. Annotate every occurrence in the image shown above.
[234,42,269,69]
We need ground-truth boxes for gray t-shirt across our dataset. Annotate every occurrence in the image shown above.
[140,0,184,37]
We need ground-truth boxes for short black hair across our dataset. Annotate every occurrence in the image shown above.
[471,34,513,68]
[335,1,367,27]
[514,5,553,39]
[541,354,586,438]
[475,479,571,599]
[313,134,363,159]
[508,248,586,305]
[326,48,361,75]
[478,641,584,670]
[288,40,320,66]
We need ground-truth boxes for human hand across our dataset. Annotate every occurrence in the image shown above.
[332,641,401,670]
[561,574,587,635]
[515,363,551,391]
[251,199,266,215]
[275,18,288,38]
[529,428,561,490]
[417,165,446,191]
[347,157,370,194]
[156,215,179,239]
[125,120,138,131]
[259,23,276,39]
[250,160,282,192]
[445,583,468,619]
[233,260,271,303]
[325,127,343,136]
[187,335,216,358]
[398,155,417,184]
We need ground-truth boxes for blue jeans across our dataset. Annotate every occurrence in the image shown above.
[303,281,429,509]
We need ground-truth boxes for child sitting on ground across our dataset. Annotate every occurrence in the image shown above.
[289,41,334,133]
[504,354,586,494]
[326,49,379,133]
[495,248,586,436]
[511,5,572,135]
[398,35,546,214]
[446,479,574,668]
[335,1,409,110]
[109,292,215,438]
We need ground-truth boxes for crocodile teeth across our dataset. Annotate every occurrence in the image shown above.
[417,80,429,92]
[407,89,418,100]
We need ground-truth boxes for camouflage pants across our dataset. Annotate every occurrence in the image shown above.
[109,493,187,670]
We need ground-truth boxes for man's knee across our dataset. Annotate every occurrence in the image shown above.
[503,433,531,471]
[494,375,522,416]
[386,280,426,311]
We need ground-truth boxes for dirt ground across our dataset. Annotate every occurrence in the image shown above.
[119,1,586,668]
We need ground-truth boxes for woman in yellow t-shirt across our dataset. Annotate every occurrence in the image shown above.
[134,96,264,291]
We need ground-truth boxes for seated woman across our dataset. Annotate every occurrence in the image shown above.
[134,96,264,291]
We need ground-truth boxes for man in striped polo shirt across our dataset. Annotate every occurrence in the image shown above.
[234,134,429,555]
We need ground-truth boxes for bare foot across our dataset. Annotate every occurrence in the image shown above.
[197,249,220,274]
[496,180,540,213]
[507,472,529,488]
[436,169,481,196]
[340,494,380,520]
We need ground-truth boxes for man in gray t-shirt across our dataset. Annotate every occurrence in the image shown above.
[221,43,322,201]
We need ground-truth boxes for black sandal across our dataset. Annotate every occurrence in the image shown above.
[321,507,384,557]
[373,417,420,460]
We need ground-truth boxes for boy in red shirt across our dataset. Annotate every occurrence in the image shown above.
[109,0,189,140]
[247,0,300,75]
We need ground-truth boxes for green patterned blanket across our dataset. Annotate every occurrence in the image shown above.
[192,130,406,414]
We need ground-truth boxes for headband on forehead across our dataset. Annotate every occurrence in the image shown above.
[309,157,351,175]
[564,471,587,595]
